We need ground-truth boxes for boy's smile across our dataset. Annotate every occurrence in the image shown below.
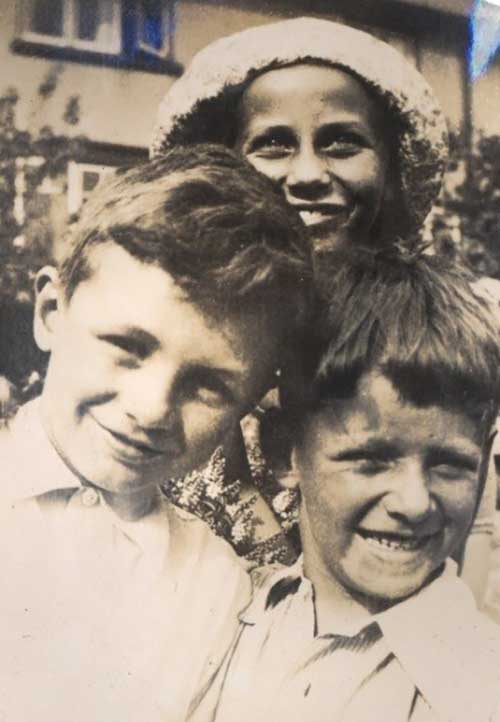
[37,244,277,505]
[294,372,484,608]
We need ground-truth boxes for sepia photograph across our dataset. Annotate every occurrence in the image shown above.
[2,1,500,720]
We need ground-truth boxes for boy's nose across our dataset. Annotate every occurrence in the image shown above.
[122,367,178,431]
[383,465,434,524]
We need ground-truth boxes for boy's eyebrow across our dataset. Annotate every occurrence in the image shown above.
[329,439,400,462]
[426,445,480,471]
[186,363,244,382]
[98,326,159,349]
[330,439,481,470]
[98,325,247,377]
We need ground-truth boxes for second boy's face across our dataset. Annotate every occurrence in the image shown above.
[294,372,485,607]
[39,244,278,499]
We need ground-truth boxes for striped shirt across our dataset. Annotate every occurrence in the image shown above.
[189,559,500,722]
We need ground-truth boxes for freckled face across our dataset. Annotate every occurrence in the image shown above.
[236,65,391,247]
[294,372,484,607]
[38,244,278,496]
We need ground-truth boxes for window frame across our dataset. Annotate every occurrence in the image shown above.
[67,161,115,215]
[17,0,121,54]
[135,0,174,59]
[12,0,183,76]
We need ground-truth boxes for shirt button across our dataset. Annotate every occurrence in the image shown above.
[81,487,100,507]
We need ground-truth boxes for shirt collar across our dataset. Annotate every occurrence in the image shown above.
[374,560,500,722]
[243,558,500,721]
[240,557,304,619]
[5,399,170,561]
[242,557,378,638]
[5,398,80,500]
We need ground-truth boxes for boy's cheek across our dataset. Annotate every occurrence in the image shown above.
[182,405,236,454]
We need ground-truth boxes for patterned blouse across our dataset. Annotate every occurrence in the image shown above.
[162,407,301,567]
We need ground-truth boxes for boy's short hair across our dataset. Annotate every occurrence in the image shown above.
[59,144,311,331]
[283,245,500,430]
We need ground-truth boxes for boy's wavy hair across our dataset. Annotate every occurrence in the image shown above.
[282,244,500,431]
[59,144,311,334]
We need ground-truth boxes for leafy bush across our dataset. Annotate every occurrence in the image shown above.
[0,83,86,304]
[0,72,85,390]
[428,132,500,277]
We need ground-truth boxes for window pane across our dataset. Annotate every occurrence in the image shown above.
[140,0,163,51]
[82,170,101,193]
[76,0,99,41]
[31,0,63,36]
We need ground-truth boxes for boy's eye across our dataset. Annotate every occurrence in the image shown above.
[182,370,234,408]
[99,334,149,360]
[331,449,393,476]
[427,450,479,481]
[355,458,391,476]
[431,463,476,481]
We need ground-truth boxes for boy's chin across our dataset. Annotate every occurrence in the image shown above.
[350,566,444,610]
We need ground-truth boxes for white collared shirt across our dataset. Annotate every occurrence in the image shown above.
[0,400,251,722]
[189,559,500,722]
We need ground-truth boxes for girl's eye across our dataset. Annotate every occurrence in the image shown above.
[246,130,295,158]
[322,134,365,156]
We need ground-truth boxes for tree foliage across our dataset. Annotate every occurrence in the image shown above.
[0,70,86,391]
[429,133,500,277]
[0,70,85,306]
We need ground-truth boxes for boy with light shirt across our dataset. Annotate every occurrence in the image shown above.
[189,246,500,722]
[0,144,310,722]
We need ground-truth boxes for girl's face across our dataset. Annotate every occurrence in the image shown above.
[236,64,392,247]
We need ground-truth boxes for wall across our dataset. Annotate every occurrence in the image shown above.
[472,57,500,135]
[1,0,473,150]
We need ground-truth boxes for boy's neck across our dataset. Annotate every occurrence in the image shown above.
[99,486,159,521]
[302,551,386,637]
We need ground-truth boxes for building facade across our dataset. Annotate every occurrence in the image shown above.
[1,0,497,225]
[1,0,499,386]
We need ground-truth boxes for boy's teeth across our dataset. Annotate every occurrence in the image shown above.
[361,531,423,551]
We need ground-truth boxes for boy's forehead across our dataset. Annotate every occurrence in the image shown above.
[66,242,280,372]
[306,372,484,452]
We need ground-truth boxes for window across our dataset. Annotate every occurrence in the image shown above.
[18,0,121,53]
[67,161,115,215]
[136,0,172,58]
[14,0,181,75]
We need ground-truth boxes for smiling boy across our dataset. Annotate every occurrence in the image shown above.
[0,144,310,722]
[189,246,500,722]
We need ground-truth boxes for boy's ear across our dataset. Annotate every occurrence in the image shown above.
[33,266,64,352]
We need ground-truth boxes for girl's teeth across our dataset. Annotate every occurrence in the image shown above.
[363,533,423,551]
[300,210,331,226]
